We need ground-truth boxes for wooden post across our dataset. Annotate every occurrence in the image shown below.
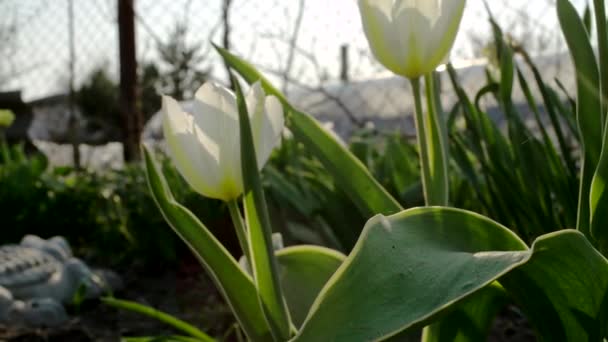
[222,0,234,89]
[118,0,142,161]
[340,44,349,83]
[67,0,81,168]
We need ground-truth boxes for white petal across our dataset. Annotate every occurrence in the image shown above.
[358,0,404,75]
[426,0,465,68]
[395,0,441,23]
[192,82,243,200]
[254,95,284,168]
[195,82,238,114]
[246,81,267,121]
[193,82,239,149]
[162,96,225,200]
[391,0,434,77]
[243,82,285,169]
[246,82,267,168]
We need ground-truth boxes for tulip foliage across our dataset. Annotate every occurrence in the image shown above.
[124,0,608,341]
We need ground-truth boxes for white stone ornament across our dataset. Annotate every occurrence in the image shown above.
[0,235,121,327]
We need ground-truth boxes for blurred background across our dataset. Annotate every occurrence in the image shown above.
[0,2,590,336]
[0,0,590,269]
[0,0,584,168]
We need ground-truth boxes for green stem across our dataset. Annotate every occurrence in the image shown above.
[594,0,608,128]
[424,72,450,206]
[411,77,433,206]
[101,297,215,342]
[228,199,250,262]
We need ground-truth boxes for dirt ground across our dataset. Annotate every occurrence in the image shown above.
[0,256,536,342]
[0,256,235,342]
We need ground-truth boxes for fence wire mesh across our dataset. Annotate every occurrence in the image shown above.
[0,0,585,144]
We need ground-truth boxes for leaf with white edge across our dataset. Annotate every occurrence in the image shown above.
[500,230,608,341]
[293,208,608,342]
[142,146,272,342]
[276,246,346,328]
[233,76,292,340]
[214,45,403,217]
[292,208,530,342]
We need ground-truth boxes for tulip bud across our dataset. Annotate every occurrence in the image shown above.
[358,0,466,79]
[162,81,284,201]
[0,110,15,128]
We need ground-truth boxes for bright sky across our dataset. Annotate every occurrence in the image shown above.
[0,0,587,101]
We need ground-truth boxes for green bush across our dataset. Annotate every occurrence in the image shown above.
[0,144,230,265]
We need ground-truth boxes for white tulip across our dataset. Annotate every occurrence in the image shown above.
[162,81,284,201]
[358,0,466,79]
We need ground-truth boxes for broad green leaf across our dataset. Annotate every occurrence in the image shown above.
[557,0,602,238]
[293,208,608,341]
[292,208,530,342]
[276,245,346,328]
[233,76,292,340]
[101,297,214,342]
[214,45,403,217]
[500,230,608,341]
[142,146,272,342]
[427,233,608,342]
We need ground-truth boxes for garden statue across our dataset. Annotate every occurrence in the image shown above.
[0,235,121,327]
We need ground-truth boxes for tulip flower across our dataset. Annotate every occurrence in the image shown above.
[358,0,466,79]
[162,81,284,202]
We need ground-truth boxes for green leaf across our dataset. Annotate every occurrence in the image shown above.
[233,76,292,340]
[591,0,608,255]
[101,297,214,342]
[121,336,203,342]
[593,0,608,127]
[142,146,272,342]
[420,283,509,342]
[427,232,608,342]
[500,230,608,341]
[292,208,530,342]
[288,109,402,216]
[292,208,608,341]
[212,43,288,105]
[557,0,602,238]
[591,127,608,254]
[276,245,345,328]
[583,2,593,35]
[214,45,402,217]
[520,53,578,180]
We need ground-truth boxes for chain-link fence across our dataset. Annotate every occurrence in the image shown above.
[0,0,586,164]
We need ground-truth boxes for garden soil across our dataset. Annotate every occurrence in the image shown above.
[0,256,536,342]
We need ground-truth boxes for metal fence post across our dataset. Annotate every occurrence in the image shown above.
[118,0,142,161]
